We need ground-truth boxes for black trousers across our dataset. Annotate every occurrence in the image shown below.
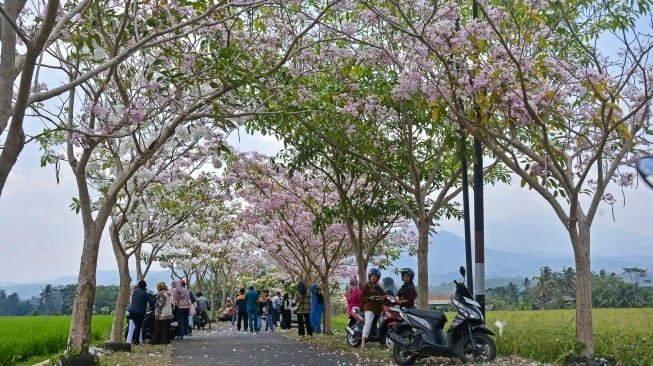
[297,312,313,336]
[130,312,145,344]
[237,311,248,331]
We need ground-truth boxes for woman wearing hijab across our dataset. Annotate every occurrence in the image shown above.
[293,280,313,339]
[345,276,361,326]
[151,281,173,344]
[280,293,292,329]
[310,285,325,334]
[171,279,192,339]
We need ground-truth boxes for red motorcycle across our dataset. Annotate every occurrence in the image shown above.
[346,295,402,348]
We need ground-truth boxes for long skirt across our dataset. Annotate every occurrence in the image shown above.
[281,309,291,329]
[150,318,171,344]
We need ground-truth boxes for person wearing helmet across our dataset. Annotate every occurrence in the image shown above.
[359,268,385,348]
[397,268,417,308]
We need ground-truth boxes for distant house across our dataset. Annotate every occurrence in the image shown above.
[562,295,576,308]
[428,293,451,311]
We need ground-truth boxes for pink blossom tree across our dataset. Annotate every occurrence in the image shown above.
[348,0,653,356]
[14,1,334,353]
[225,150,409,333]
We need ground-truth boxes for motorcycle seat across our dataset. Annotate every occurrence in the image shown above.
[406,308,447,322]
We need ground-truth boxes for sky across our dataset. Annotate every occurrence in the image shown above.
[1,129,652,284]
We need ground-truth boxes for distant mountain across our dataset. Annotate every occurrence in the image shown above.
[392,230,653,291]
[0,270,171,300]
[3,230,651,300]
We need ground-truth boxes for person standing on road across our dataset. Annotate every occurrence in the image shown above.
[184,280,196,336]
[128,279,156,345]
[172,279,192,340]
[235,288,248,332]
[245,284,259,333]
[270,291,281,330]
[229,295,237,325]
[359,268,384,348]
[310,285,325,334]
[151,281,173,345]
[280,293,292,329]
[294,280,313,339]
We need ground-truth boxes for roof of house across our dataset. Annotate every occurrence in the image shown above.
[428,293,451,304]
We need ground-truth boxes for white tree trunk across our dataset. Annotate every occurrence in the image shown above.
[109,223,132,343]
[67,231,101,352]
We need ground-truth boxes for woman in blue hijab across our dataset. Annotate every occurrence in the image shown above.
[310,284,325,334]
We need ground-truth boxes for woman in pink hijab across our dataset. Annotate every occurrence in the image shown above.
[345,276,361,325]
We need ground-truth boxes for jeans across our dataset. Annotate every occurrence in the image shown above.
[247,309,257,332]
[175,307,190,338]
[267,308,278,331]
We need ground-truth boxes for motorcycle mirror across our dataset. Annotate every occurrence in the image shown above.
[637,156,653,189]
[459,266,466,278]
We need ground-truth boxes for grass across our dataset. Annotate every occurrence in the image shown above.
[485,308,653,365]
[0,316,113,366]
[1,309,652,365]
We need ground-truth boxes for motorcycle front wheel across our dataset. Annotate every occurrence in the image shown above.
[392,329,417,366]
[455,333,496,363]
[346,330,361,347]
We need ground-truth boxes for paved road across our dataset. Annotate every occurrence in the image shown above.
[171,324,383,366]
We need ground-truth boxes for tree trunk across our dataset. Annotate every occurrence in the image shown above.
[323,282,332,335]
[67,232,101,353]
[416,221,430,310]
[109,223,132,342]
[571,222,594,356]
[0,0,24,197]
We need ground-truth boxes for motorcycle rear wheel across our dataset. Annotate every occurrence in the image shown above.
[455,333,496,363]
[346,330,361,347]
[392,329,417,366]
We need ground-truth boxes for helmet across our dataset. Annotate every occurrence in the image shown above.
[368,268,381,280]
[401,268,415,281]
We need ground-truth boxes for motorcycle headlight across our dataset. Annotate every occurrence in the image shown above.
[453,298,483,321]
[407,313,432,330]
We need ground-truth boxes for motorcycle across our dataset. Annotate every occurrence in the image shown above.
[346,294,402,348]
[388,266,496,364]
[124,305,179,341]
[194,311,208,330]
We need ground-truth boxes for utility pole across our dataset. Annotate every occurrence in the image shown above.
[472,0,486,317]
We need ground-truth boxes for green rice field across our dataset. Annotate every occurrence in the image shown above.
[0,315,113,366]
[1,309,652,365]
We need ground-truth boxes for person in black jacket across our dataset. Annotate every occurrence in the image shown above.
[280,293,292,329]
[235,288,248,332]
[128,280,156,345]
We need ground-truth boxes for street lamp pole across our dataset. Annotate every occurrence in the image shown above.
[472,0,486,317]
